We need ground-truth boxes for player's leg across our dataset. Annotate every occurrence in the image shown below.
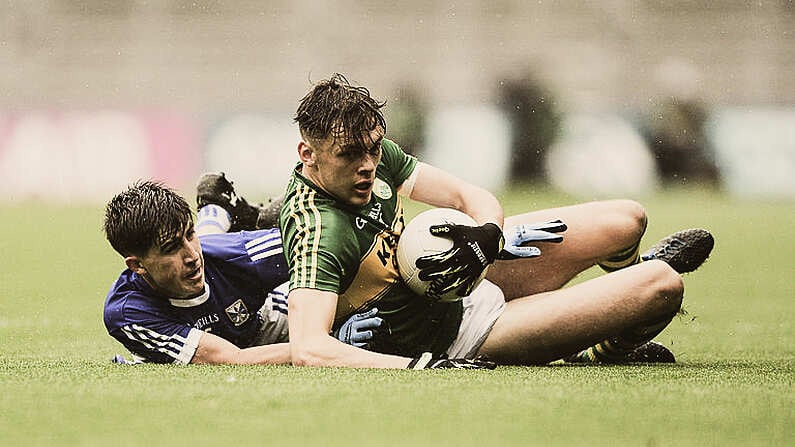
[486,199,648,299]
[477,260,684,365]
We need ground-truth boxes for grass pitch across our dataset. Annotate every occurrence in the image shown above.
[1,187,793,446]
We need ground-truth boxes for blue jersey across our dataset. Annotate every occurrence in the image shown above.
[103,229,289,364]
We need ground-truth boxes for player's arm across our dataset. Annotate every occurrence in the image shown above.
[403,162,566,260]
[287,288,412,368]
[191,331,290,365]
[407,162,503,227]
[403,162,506,297]
[288,289,494,369]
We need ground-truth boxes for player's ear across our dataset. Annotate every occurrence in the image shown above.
[298,141,316,167]
[125,256,146,274]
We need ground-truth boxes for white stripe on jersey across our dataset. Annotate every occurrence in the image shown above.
[245,233,284,261]
[268,282,289,315]
[244,233,281,250]
[121,324,202,364]
[250,246,283,262]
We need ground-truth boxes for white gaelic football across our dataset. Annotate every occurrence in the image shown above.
[396,208,488,302]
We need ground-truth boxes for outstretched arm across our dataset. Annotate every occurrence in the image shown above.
[191,305,387,365]
[287,289,494,369]
[191,331,291,365]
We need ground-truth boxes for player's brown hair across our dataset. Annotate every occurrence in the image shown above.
[104,180,193,257]
[294,73,387,152]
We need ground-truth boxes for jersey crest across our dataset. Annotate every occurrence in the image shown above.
[225,299,251,326]
[373,178,393,199]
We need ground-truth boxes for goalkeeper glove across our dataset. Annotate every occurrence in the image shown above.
[499,219,567,260]
[335,308,384,349]
[415,222,504,298]
[407,352,497,370]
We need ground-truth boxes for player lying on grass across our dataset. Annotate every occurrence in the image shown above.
[268,73,714,369]
[202,175,709,368]
[195,174,566,369]
[102,181,385,365]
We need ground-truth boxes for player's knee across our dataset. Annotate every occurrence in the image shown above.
[646,260,684,312]
[599,199,647,245]
[616,199,647,240]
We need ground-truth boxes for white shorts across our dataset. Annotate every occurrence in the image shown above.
[445,279,506,359]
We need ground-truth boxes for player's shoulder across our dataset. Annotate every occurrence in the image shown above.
[379,138,404,164]
[200,228,282,259]
[382,138,401,152]
[281,198,356,260]
[199,228,281,246]
[103,271,164,330]
[105,270,148,305]
[379,138,417,183]
[282,191,352,229]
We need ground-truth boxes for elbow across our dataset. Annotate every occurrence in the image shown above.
[290,338,331,367]
[290,350,315,367]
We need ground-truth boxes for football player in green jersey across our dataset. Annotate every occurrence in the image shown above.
[273,74,714,369]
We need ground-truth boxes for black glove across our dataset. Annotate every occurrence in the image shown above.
[415,222,504,298]
[407,352,497,370]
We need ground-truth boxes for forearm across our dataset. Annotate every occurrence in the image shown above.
[191,333,291,365]
[291,333,410,369]
[288,289,411,369]
[457,185,503,228]
[409,162,503,227]
[229,343,292,365]
[286,291,494,370]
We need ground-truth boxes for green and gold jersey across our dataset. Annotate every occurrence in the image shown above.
[279,139,463,356]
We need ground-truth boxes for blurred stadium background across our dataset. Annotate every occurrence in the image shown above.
[1,1,793,203]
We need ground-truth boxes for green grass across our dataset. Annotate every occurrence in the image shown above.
[1,188,793,446]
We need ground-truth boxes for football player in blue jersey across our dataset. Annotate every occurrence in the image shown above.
[102,180,383,365]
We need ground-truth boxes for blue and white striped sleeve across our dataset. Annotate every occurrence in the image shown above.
[200,229,289,292]
[245,231,290,291]
[117,324,203,365]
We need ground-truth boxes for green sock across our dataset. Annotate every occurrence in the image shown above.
[598,242,641,272]
[574,314,675,363]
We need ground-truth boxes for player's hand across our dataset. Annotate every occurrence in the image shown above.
[196,204,232,234]
[415,222,504,298]
[335,308,384,349]
[498,219,567,260]
[111,354,140,365]
[407,352,497,370]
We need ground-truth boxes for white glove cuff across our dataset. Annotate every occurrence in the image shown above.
[409,352,434,370]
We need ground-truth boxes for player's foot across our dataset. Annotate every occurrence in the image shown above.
[196,172,262,232]
[641,228,714,274]
[622,341,676,363]
[564,341,675,364]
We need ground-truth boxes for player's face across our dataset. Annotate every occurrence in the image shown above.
[134,223,205,299]
[302,126,384,207]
